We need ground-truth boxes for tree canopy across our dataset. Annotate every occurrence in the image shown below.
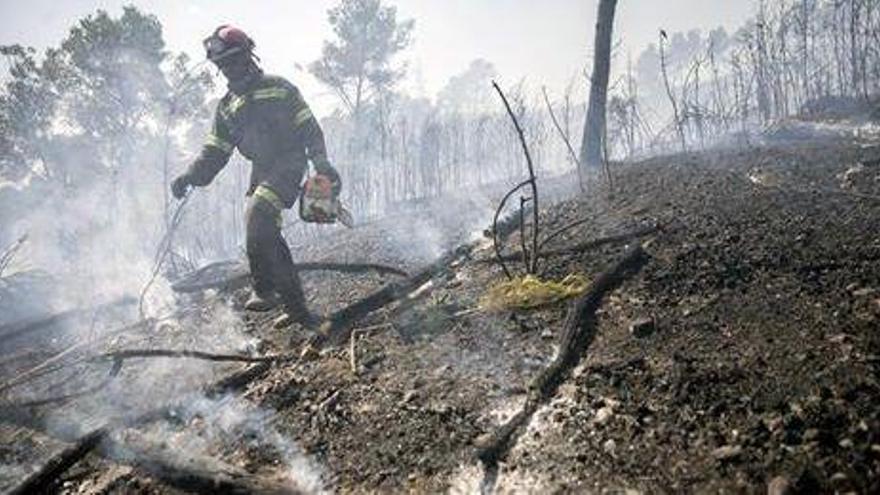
[309,0,414,116]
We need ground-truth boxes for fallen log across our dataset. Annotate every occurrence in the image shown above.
[0,296,136,345]
[316,245,472,347]
[93,349,294,365]
[1,360,274,494]
[475,243,649,467]
[114,430,303,495]
[7,427,107,495]
[171,260,408,294]
[0,318,148,395]
[482,223,659,264]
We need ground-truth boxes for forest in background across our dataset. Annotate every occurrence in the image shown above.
[2,0,880,316]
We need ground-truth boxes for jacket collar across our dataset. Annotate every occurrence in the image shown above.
[227,66,264,95]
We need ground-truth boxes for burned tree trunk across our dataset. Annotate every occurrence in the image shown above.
[580,0,619,169]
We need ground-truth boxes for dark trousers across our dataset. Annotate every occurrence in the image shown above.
[245,197,309,316]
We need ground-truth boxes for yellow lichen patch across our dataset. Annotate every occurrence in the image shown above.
[480,273,589,311]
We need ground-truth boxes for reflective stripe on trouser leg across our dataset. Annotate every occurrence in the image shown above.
[245,194,310,317]
[252,185,284,227]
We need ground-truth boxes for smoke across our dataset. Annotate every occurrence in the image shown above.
[119,394,328,493]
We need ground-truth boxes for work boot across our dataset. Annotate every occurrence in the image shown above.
[273,310,323,330]
[244,291,280,312]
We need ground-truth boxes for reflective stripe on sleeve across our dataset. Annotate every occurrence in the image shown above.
[205,133,234,153]
[252,87,289,101]
[293,107,313,128]
[252,184,285,212]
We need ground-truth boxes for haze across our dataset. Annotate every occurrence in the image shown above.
[1,0,753,114]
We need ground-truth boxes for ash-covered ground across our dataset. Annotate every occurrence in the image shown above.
[2,125,879,494]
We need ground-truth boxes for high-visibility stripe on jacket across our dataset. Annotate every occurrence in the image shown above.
[185,73,331,207]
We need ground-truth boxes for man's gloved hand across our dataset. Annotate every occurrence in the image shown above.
[315,161,342,196]
[171,174,192,200]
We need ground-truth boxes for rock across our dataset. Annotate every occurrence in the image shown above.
[594,406,614,425]
[603,439,617,454]
[629,317,656,338]
[802,428,819,442]
[712,445,743,461]
[402,390,419,404]
[767,476,792,495]
[829,472,848,485]
[540,329,554,339]
[852,287,876,297]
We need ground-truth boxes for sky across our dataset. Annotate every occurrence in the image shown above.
[0,0,755,114]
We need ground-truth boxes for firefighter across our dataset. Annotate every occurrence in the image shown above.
[171,25,340,329]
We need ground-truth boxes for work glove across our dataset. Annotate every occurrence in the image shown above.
[171,173,192,200]
[314,161,342,196]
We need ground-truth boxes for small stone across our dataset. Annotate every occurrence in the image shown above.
[767,476,792,495]
[273,313,293,329]
[802,428,819,442]
[629,317,656,338]
[839,438,854,449]
[870,444,880,455]
[765,416,784,432]
[594,406,614,425]
[830,472,848,484]
[540,329,554,339]
[603,439,616,454]
[712,445,743,461]
[853,287,876,297]
[402,390,419,404]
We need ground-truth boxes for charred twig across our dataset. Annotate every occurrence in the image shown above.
[139,192,192,318]
[7,359,123,410]
[0,234,27,277]
[482,223,660,264]
[491,179,531,279]
[537,217,594,252]
[0,348,54,370]
[493,81,541,274]
[519,196,531,271]
[0,317,147,395]
[93,349,296,365]
[475,243,649,466]
[0,296,136,344]
[542,87,584,191]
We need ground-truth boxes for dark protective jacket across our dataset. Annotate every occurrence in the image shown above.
[186,73,330,207]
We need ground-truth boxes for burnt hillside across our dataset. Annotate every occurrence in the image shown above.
[2,131,880,493]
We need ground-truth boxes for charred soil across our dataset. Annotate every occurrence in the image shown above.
[2,135,880,493]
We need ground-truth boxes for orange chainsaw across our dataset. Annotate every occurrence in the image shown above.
[299,174,353,228]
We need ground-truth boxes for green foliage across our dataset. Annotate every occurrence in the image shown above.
[0,6,212,185]
[309,0,414,114]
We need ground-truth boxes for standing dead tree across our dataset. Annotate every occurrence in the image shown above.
[659,29,688,153]
[581,0,619,170]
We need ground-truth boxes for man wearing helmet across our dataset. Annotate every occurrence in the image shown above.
[171,26,340,329]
